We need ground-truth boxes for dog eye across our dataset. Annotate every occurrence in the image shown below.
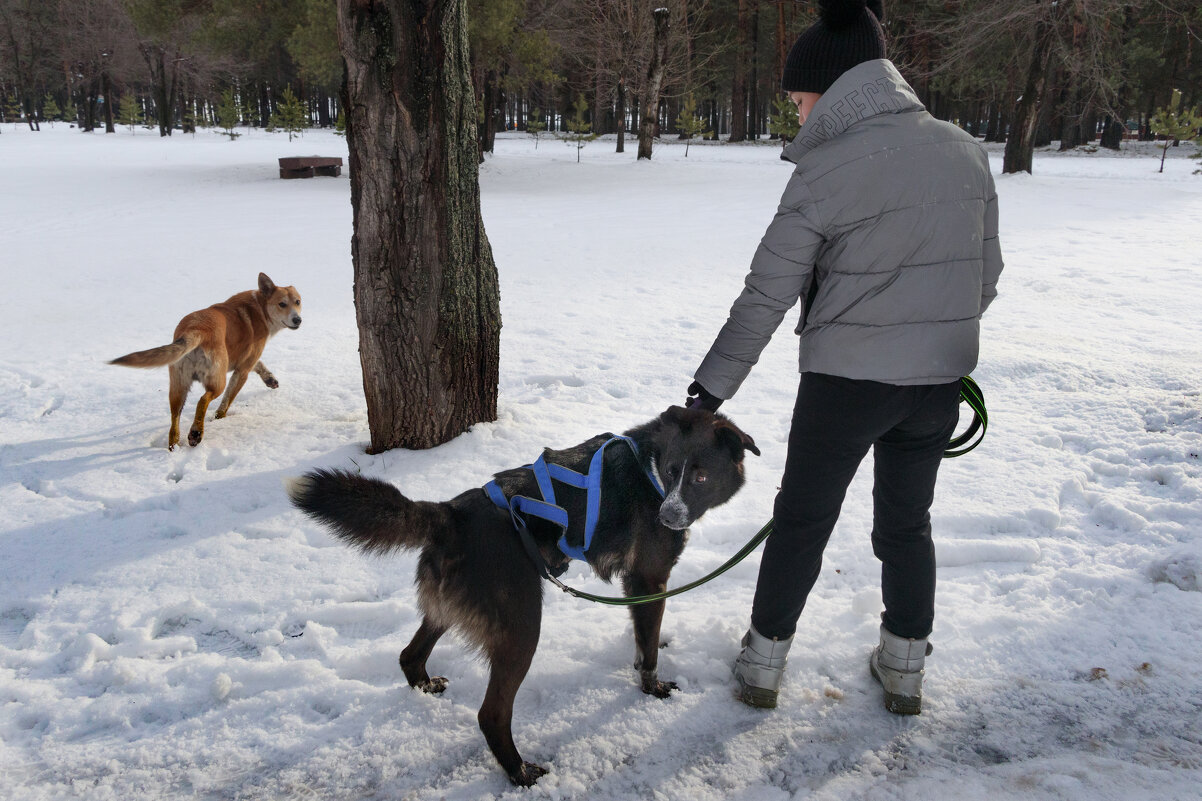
[693,469,708,484]
[278,302,287,308]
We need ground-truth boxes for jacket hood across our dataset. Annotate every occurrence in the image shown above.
[783,59,924,163]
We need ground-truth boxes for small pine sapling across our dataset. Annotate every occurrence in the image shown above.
[216,88,242,140]
[117,94,144,133]
[768,96,801,147]
[271,87,309,142]
[41,94,62,125]
[3,96,21,125]
[1149,89,1202,174]
[526,107,546,149]
[334,108,346,137]
[241,97,258,130]
[674,94,712,157]
[564,94,598,163]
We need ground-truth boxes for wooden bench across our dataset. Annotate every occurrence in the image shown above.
[278,156,343,179]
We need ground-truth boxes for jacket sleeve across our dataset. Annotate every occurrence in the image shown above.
[694,176,825,399]
[980,178,1003,315]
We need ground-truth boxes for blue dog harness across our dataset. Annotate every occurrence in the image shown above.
[484,435,666,572]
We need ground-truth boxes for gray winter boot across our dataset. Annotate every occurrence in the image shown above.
[733,624,793,709]
[868,623,932,715]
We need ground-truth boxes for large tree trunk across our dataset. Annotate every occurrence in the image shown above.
[729,0,749,143]
[479,67,501,155]
[338,0,501,453]
[1003,9,1058,174]
[100,71,114,133]
[637,8,670,160]
[141,45,176,137]
[616,75,626,153]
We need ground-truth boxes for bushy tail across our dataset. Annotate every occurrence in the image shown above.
[109,335,199,368]
[285,468,448,555]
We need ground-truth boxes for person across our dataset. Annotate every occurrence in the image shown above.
[685,0,1003,715]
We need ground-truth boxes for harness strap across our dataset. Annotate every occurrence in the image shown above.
[485,435,664,565]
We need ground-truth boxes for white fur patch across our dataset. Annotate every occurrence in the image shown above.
[658,472,691,530]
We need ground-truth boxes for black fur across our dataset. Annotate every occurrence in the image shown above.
[287,406,758,786]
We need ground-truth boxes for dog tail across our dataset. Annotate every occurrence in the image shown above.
[285,469,447,555]
[109,334,200,368]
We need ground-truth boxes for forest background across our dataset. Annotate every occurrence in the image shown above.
[2,0,1200,170]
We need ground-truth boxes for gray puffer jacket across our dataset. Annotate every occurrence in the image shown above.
[695,59,1003,398]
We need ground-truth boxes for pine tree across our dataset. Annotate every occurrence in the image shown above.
[270,87,309,142]
[674,94,712,157]
[3,96,21,124]
[1150,90,1202,174]
[334,108,346,137]
[41,94,62,125]
[241,96,258,130]
[216,88,242,140]
[525,106,546,149]
[768,97,800,147]
[117,94,144,133]
[564,94,597,163]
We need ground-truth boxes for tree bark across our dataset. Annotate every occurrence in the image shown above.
[479,67,501,155]
[1003,9,1058,174]
[637,8,670,160]
[140,44,178,137]
[729,0,749,142]
[616,75,626,153]
[338,0,501,453]
[101,70,114,133]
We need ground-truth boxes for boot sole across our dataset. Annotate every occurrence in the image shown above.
[869,659,921,715]
[734,675,778,709]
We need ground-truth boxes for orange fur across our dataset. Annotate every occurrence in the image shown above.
[110,272,302,449]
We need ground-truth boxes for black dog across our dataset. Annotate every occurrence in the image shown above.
[286,406,758,786]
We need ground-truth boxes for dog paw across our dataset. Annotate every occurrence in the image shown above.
[642,678,679,698]
[416,676,448,694]
[188,429,203,447]
[264,377,279,389]
[214,409,227,420]
[509,762,548,787]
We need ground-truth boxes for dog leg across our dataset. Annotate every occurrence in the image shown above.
[167,366,190,450]
[253,361,279,389]
[624,570,679,698]
[399,618,449,694]
[214,369,251,420]
[188,373,226,447]
[479,625,546,786]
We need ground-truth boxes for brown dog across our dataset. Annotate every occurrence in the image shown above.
[110,272,302,449]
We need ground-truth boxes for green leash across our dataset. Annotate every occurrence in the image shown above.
[550,376,988,607]
[945,376,988,457]
[545,518,776,606]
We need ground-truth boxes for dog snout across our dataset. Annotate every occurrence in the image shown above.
[291,316,302,328]
[657,496,691,531]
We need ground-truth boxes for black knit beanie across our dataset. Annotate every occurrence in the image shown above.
[781,0,886,94]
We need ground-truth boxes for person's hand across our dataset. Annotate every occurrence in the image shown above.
[685,381,723,412]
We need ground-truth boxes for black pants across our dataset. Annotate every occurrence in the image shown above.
[750,373,962,641]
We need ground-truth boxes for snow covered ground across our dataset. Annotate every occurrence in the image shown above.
[1,123,1200,801]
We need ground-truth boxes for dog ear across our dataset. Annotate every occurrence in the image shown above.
[659,405,691,426]
[714,419,761,460]
[258,273,277,295]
